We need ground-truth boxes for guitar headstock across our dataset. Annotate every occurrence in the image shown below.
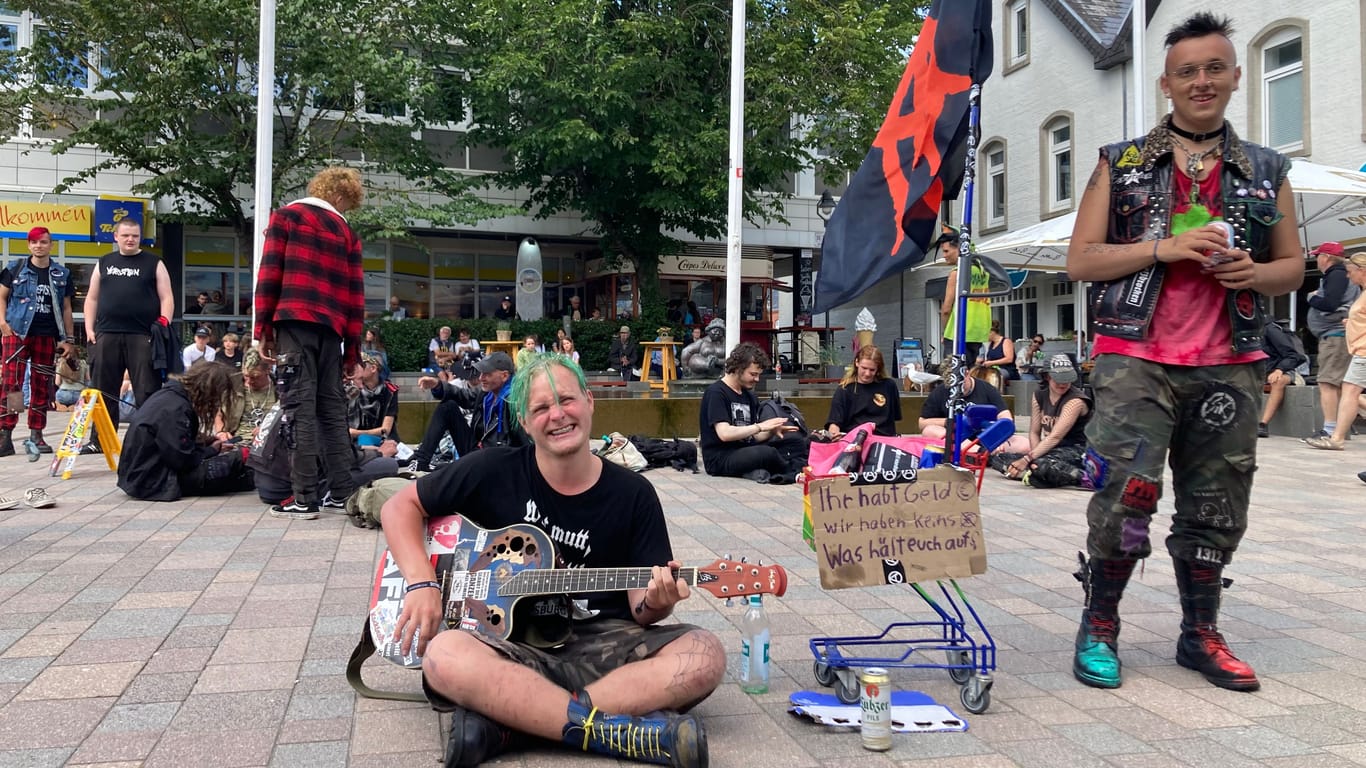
[694,558,787,599]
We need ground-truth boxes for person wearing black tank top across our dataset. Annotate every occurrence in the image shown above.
[83,219,174,447]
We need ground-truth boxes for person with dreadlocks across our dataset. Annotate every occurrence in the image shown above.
[116,361,255,501]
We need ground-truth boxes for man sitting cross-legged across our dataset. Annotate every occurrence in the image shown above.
[381,353,725,768]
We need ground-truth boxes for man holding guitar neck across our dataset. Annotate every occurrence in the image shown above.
[381,353,724,768]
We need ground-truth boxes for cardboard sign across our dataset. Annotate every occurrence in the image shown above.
[807,466,986,589]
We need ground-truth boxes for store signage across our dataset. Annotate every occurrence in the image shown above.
[93,200,148,243]
[0,202,92,240]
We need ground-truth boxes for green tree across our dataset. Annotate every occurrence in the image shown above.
[0,0,511,242]
[448,0,926,318]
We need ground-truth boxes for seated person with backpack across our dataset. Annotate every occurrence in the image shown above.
[117,362,255,502]
[1258,319,1308,438]
[404,351,528,474]
[991,355,1093,488]
[824,346,902,438]
[699,342,803,484]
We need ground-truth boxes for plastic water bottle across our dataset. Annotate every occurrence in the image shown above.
[739,595,770,694]
[775,358,782,380]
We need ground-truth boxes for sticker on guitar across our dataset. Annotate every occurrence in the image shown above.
[367,515,788,668]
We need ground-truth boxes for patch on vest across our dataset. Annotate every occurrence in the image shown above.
[1116,145,1143,168]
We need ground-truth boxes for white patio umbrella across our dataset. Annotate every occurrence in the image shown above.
[1286,159,1366,250]
[972,213,1077,272]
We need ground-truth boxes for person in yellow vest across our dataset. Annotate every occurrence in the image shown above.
[937,226,991,368]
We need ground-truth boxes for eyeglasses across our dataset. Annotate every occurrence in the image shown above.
[1166,61,1231,81]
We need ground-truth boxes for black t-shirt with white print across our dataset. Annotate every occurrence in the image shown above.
[699,379,760,457]
[415,445,673,624]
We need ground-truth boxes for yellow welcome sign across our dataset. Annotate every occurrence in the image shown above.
[0,202,92,240]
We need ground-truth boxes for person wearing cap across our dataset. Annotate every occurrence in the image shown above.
[0,226,77,457]
[1065,13,1305,693]
[405,350,526,473]
[936,226,990,368]
[991,355,1092,488]
[494,295,518,321]
[1305,241,1360,441]
[1306,251,1366,451]
[608,325,640,382]
[253,166,367,520]
[182,326,218,370]
[1256,319,1307,438]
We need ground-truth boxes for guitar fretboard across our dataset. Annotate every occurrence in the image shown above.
[498,567,700,597]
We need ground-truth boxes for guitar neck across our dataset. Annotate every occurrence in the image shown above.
[498,567,699,597]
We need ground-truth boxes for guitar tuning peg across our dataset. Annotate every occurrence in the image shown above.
[740,556,748,563]
[724,598,734,608]
[724,552,732,561]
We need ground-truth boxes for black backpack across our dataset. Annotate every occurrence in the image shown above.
[627,435,699,473]
[757,393,809,436]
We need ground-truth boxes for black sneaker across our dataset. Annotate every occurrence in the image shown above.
[319,492,348,511]
[1257,423,1269,438]
[269,497,320,520]
[1359,470,1366,485]
[78,443,102,455]
[445,706,515,768]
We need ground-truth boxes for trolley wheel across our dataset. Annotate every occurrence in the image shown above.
[813,658,837,687]
[946,650,973,685]
[960,679,991,714]
[836,675,860,705]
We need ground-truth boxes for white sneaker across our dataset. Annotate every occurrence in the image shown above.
[0,494,18,511]
[23,487,56,509]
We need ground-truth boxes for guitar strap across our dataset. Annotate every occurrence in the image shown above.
[346,615,427,702]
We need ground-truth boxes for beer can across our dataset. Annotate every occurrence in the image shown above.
[859,667,892,751]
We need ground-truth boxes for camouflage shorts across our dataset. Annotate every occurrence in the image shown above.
[423,619,701,711]
[1082,354,1260,565]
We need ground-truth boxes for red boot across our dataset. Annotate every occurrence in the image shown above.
[1173,558,1259,692]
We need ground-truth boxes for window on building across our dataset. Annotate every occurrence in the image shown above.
[983,142,1006,230]
[1007,0,1029,66]
[1045,118,1072,213]
[1262,30,1303,151]
[184,234,249,322]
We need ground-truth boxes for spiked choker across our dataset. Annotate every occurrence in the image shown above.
[1168,120,1226,143]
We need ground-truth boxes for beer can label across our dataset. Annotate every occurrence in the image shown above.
[859,668,892,751]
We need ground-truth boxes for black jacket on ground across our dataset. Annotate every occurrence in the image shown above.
[117,381,217,501]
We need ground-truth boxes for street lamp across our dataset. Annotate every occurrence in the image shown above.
[816,189,836,222]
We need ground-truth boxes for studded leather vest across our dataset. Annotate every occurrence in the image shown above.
[1089,118,1290,354]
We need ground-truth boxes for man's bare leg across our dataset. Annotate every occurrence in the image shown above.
[1260,377,1287,425]
[1319,382,1341,431]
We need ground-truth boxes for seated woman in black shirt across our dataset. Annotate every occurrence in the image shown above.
[991,355,1092,488]
[825,346,902,437]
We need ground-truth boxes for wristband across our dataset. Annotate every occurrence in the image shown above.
[156,316,169,327]
[404,580,440,595]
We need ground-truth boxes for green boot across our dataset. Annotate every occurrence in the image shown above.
[1072,553,1136,689]
[562,690,707,768]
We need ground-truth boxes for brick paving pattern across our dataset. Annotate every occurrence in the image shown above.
[0,432,1363,766]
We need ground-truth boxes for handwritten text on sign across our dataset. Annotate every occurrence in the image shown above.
[808,467,986,590]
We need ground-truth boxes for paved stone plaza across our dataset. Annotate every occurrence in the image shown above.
[0,433,1364,767]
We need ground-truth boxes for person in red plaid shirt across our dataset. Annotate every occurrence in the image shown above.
[254,167,366,520]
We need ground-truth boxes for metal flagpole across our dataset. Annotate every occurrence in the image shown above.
[1131,0,1145,139]
[723,0,745,355]
[947,83,983,464]
[251,0,277,338]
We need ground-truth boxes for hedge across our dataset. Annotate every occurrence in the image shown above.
[367,318,690,373]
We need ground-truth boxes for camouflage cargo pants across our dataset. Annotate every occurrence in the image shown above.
[1083,354,1260,566]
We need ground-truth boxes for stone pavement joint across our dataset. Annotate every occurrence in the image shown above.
[0,435,1362,765]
